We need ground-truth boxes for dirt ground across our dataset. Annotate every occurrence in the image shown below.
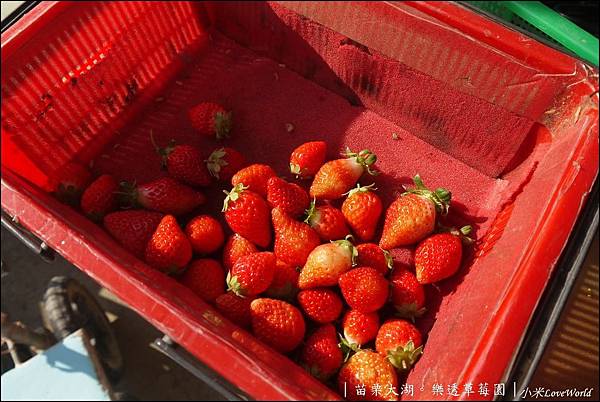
[1,227,225,401]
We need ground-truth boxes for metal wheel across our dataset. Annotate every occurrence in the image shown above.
[42,276,123,381]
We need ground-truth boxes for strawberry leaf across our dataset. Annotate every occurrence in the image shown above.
[386,341,423,372]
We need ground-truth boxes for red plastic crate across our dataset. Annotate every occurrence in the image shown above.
[1,2,598,400]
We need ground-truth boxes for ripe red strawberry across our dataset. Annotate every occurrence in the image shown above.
[342,184,382,242]
[151,134,211,187]
[298,238,357,289]
[375,319,423,371]
[222,184,271,248]
[52,162,92,206]
[339,267,388,313]
[415,226,472,284]
[379,175,451,249]
[272,208,320,268]
[103,210,163,257]
[337,350,398,401]
[215,291,254,328]
[304,202,350,241]
[227,251,276,297]
[356,243,393,276]
[250,298,306,353]
[145,215,192,273]
[81,174,118,221]
[342,310,380,347]
[309,148,378,200]
[188,102,232,140]
[205,147,246,181]
[297,288,343,324]
[179,259,225,302]
[290,141,327,179]
[120,177,206,216]
[390,266,425,319]
[222,234,258,271]
[265,259,299,301]
[185,215,225,255]
[231,164,276,197]
[300,324,343,381]
[266,176,310,218]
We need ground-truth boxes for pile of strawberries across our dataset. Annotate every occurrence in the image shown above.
[51,101,472,401]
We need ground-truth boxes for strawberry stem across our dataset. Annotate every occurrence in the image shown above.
[343,148,379,176]
[394,303,427,322]
[222,183,248,212]
[214,111,232,140]
[406,174,451,215]
[149,129,160,154]
[303,198,317,224]
[206,147,228,179]
[338,334,360,362]
[226,271,245,297]
[386,341,423,372]
[438,224,474,245]
[382,248,394,271]
[116,181,140,209]
[344,182,377,198]
[334,235,358,265]
[289,163,302,178]
[149,130,176,169]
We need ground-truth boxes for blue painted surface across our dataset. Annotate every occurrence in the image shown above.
[1,331,111,401]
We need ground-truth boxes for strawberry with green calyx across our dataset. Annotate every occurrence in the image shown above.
[356,243,393,276]
[342,183,383,242]
[205,147,246,181]
[379,174,451,249]
[119,177,206,216]
[227,251,276,297]
[415,225,472,284]
[298,236,357,289]
[338,335,361,363]
[310,148,378,200]
[375,319,423,372]
[150,131,211,187]
[290,141,327,179]
[188,102,232,140]
[222,184,271,248]
[52,162,92,206]
[304,200,350,241]
[231,164,276,197]
[340,310,380,359]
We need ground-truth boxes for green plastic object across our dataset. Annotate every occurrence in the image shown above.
[467,1,599,66]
